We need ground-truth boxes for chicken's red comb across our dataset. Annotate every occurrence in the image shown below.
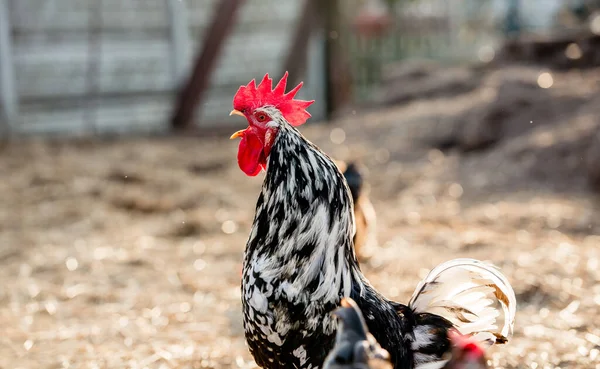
[232,72,314,127]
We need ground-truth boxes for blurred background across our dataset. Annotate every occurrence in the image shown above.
[1,0,600,368]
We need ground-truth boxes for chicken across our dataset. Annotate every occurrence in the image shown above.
[337,161,377,259]
[324,297,392,369]
[324,299,488,369]
[229,73,516,369]
[439,331,489,369]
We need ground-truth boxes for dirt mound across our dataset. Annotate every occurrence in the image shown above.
[373,57,600,193]
[499,31,600,70]
[379,60,482,106]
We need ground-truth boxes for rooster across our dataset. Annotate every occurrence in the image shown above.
[324,297,392,369]
[229,73,516,369]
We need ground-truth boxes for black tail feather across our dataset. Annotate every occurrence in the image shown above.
[411,313,454,367]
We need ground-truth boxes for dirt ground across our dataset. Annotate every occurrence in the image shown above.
[2,64,600,369]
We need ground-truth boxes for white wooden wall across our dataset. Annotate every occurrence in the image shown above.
[0,0,326,135]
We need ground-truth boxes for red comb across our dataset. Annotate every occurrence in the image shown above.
[232,72,315,127]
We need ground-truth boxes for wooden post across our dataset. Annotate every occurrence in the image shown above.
[280,0,322,88]
[324,0,353,115]
[0,0,18,129]
[306,27,327,122]
[83,0,103,134]
[279,0,353,118]
[166,0,190,84]
[504,0,522,37]
[170,0,245,131]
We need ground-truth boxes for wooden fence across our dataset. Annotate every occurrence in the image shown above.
[0,0,327,135]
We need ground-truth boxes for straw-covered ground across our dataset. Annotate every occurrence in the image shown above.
[1,64,600,369]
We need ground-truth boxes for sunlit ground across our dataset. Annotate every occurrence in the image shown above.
[1,65,600,369]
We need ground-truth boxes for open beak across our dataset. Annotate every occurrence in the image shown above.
[229,109,245,117]
[230,129,245,140]
[229,110,246,139]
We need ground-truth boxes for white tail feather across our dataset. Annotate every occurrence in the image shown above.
[409,258,517,346]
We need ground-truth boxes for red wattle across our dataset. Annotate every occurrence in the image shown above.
[237,130,265,176]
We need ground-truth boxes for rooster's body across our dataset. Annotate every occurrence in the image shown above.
[230,74,516,369]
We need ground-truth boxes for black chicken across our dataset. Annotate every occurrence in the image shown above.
[229,73,516,369]
[324,297,392,369]
[324,298,489,369]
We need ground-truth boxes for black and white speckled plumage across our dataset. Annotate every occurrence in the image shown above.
[241,106,356,368]
[323,298,392,369]
[240,107,516,369]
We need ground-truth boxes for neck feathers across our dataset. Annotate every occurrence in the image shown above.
[244,123,358,305]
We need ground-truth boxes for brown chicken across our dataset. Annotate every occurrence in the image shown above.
[336,161,377,260]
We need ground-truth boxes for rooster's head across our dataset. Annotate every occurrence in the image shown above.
[229,72,314,176]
